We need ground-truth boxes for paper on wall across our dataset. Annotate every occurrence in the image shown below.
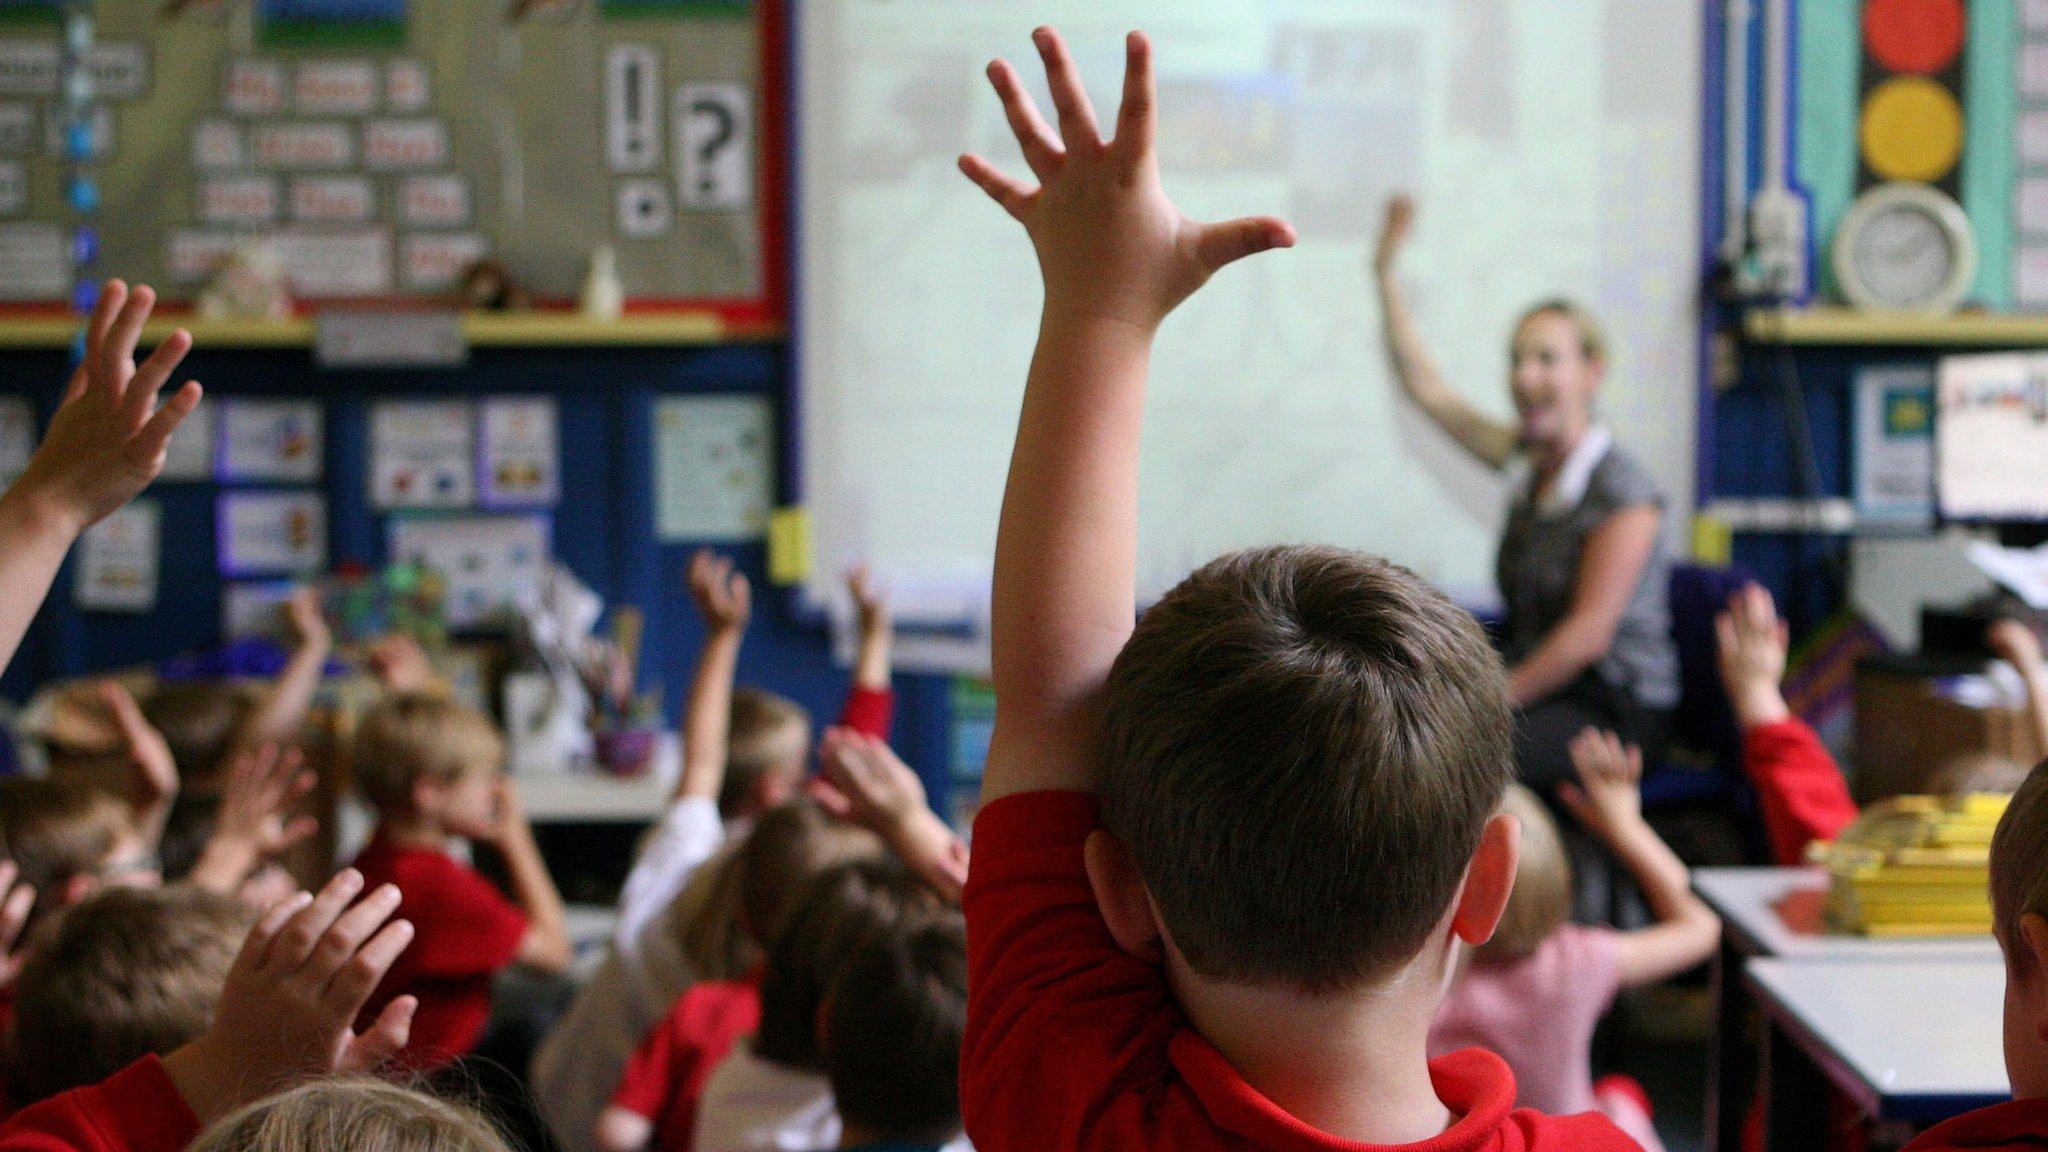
[167,231,243,284]
[43,106,112,161]
[674,83,752,210]
[222,580,299,641]
[0,223,69,301]
[289,175,375,222]
[250,122,355,169]
[0,104,32,154]
[617,178,672,238]
[1937,352,2048,521]
[219,397,322,482]
[0,42,57,97]
[606,45,661,172]
[0,160,23,216]
[479,396,559,506]
[199,175,281,225]
[1852,365,1934,524]
[654,395,773,541]
[399,232,487,290]
[225,59,288,116]
[294,60,378,115]
[0,395,32,484]
[160,395,217,481]
[373,399,474,508]
[385,59,430,113]
[388,513,551,628]
[398,174,469,227]
[192,119,246,169]
[76,501,159,612]
[363,119,448,170]
[219,490,326,576]
[274,226,393,296]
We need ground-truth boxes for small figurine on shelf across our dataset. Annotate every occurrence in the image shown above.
[458,257,530,312]
[580,245,624,320]
[198,239,292,320]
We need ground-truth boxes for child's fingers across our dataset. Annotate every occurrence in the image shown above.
[1191,216,1297,273]
[132,380,203,464]
[264,869,365,975]
[1556,782,1591,823]
[234,888,312,982]
[344,994,416,1071]
[124,328,194,426]
[1032,27,1103,150]
[1714,612,1737,658]
[304,884,403,986]
[1625,743,1644,783]
[275,815,320,852]
[958,154,1032,220]
[97,283,156,392]
[985,59,1061,178]
[83,280,125,369]
[1112,31,1154,163]
[323,919,414,1015]
[0,876,34,953]
[97,681,149,741]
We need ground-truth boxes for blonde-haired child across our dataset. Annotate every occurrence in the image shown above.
[187,1079,508,1152]
[1431,731,1721,1152]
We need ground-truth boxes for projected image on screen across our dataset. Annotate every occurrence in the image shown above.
[799,1,1701,652]
[1937,353,2048,522]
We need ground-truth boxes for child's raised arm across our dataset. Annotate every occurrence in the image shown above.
[236,588,333,752]
[962,29,1293,798]
[818,727,967,902]
[100,681,180,852]
[185,743,318,897]
[0,282,201,680]
[676,550,749,805]
[487,778,573,975]
[1562,729,1720,987]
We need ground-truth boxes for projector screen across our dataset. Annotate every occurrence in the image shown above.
[798,1,1700,669]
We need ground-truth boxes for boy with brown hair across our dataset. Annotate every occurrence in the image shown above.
[347,693,571,1069]
[1898,757,2048,1151]
[954,27,1638,1149]
[4,886,252,1106]
[821,912,968,1152]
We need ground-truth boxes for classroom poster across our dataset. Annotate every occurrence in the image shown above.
[478,396,560,506]
[1937,353,2048,520]
[387,513,550,628]
[221,581,299,640]
[1852,366,1935,525]
[219,397,322,482]
[75,501,160,612]
[653,394,772,541]
[160,396,218,482]
[0,395,32,484]
[218,490,326,575]
[372,399,474,508]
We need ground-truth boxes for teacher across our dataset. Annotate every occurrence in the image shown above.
[1371,195,1678,791]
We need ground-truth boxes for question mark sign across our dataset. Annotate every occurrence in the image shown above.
[690,96,734,197]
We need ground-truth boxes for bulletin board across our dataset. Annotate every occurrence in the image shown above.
[0,0,779,317]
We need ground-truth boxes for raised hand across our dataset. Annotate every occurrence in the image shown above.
[0,861,35,992]
[366,634,436,696]
[100,681,179,839]
[1373,194,1415,277]
[190,742,319,895]
[847,565,889,640]
[688,550,751,634]
[1716,583,1792,728]
[818,726,927,836]
[284,586,332,651]
[1561,727,1647,843]
[11,281,202,535]
[1989,619,2045,679]
[959,28,1295,332]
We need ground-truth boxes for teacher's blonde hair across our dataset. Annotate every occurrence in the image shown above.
[1516,298,1609,366]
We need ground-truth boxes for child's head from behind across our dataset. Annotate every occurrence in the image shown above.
[0,777,151,917]
[755,856,939,1072]
[1991,758,2048,1098]
[1098,545,1516,992]
[677,799,881,980]
[6,885,251,1104]
[724,689,812,819]
[1478,785,1571,963]
[187,1077,509,1152]
[353,694,505,836]
[143,682,252,787]
[824,911,968,1147]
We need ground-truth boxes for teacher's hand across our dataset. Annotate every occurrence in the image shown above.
[1373,193,1415,278]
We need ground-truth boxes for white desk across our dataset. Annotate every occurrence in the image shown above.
[518,733,682,822]
[1694,867,1999,961]
[1748,957,2008,1143]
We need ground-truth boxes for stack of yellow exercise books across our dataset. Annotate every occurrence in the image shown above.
[1810,794,2007,938]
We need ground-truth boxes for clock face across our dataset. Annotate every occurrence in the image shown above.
[1849,204,1957,309]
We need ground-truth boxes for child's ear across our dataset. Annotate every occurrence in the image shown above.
[1451,811,1520,946]
[1083,830,1164,963]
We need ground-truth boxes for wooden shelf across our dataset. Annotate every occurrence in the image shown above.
[1745,307,2048,347]
[0,312,782,350]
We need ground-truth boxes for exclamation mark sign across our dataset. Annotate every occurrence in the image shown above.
[605,45,661,173]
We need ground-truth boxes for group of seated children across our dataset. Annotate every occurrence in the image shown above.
[0,27,2042,1152]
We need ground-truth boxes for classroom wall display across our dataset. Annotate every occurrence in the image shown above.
[798,3,1702,632]
[371,398,472,508]
[75,500,160,612]
[1852,364,1935,525]
[1936,351,2048,521]
[0,395,31,484]
[652,393,771,541]
[478,395,559,507]
[159,395,217,481]
[218,490,327,575]
[0,0,771,311]
[222,580,298,640]
[218,397,322,481]
[387,512,550,627]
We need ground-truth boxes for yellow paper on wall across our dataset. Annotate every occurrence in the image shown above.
[769,507,812,586]
[1692,512,1734,567]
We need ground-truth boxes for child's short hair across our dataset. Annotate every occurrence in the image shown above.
[143,682,252,786]
[1991,759,2048,959]
[755,857,938,1071]
[676,800,881,980]
[352,694,505,815]
[5,885,252,1104]
[0,777,138,899]
[1100,546,1512,990]
[824,911,968,1145]
[1480,785,1571,962]
[723,688,811,817]
[187,1077,509,1152]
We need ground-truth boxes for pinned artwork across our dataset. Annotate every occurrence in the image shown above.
[0,103,32,154]
[192,119,246,169]
[388,513,551,628]
[219,490,326,576]
[479,396,560,507]
[76,501,160,612]
[198,175,282,226]
[372,399,474,508]
[653,394,773,541]
[219,397,322,481]
[289,174,376,223]
[363,118,447,170]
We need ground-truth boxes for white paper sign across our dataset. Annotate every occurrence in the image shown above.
[219,491,326,576]
[85,43,148,102]
[0,160,24,216]
[399,232,488,290]
[199,175,281,225]
[0,42,57,97]
[295,60,378,115]
[1937,352,2048,520]
[675,84,752,210]
[363,119,448,170]
[250,122,355,169]
[654,395,773,540]
[222,581,299,641]
[385,59,430,113]
[192,119,246,169]
[167,230,242,283]
[398,174,468,226]
[219,397,322,482]
[225,60,287,116]
[388,514,550,629]
[76,501,159,612]
[479,397,559,506]
[606,45,661,172]
[160,395,217,481]
[617,178,672,238]
[0,103,32,154]
[0,223,69,301]
[274,227,393,296]
[0,395,33,483]
[373,400,475,508]
[2029,0,2048,30]
[1853,366,1935,523]
[2022,179,2048,236]
[290,175,375,222]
